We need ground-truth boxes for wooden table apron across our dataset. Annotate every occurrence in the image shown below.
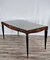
[1,22,48,58]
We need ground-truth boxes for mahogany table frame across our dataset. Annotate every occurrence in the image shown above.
[1,22,48,58]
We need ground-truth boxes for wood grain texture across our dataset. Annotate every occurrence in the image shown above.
[0,35,50,60]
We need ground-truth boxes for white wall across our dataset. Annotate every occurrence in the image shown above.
[0,0,50,35]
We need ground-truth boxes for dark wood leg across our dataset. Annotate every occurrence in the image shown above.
[45,29,48,49]
[26,34,29,58]
[2,24,4,39]
[17,31,19,36]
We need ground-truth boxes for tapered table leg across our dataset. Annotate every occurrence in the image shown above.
[2,23,4,39]
[17,31,19,36]
[26,34,29,58]
[45,29,48,49]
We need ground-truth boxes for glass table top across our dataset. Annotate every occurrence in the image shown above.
[4,20,46,30]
